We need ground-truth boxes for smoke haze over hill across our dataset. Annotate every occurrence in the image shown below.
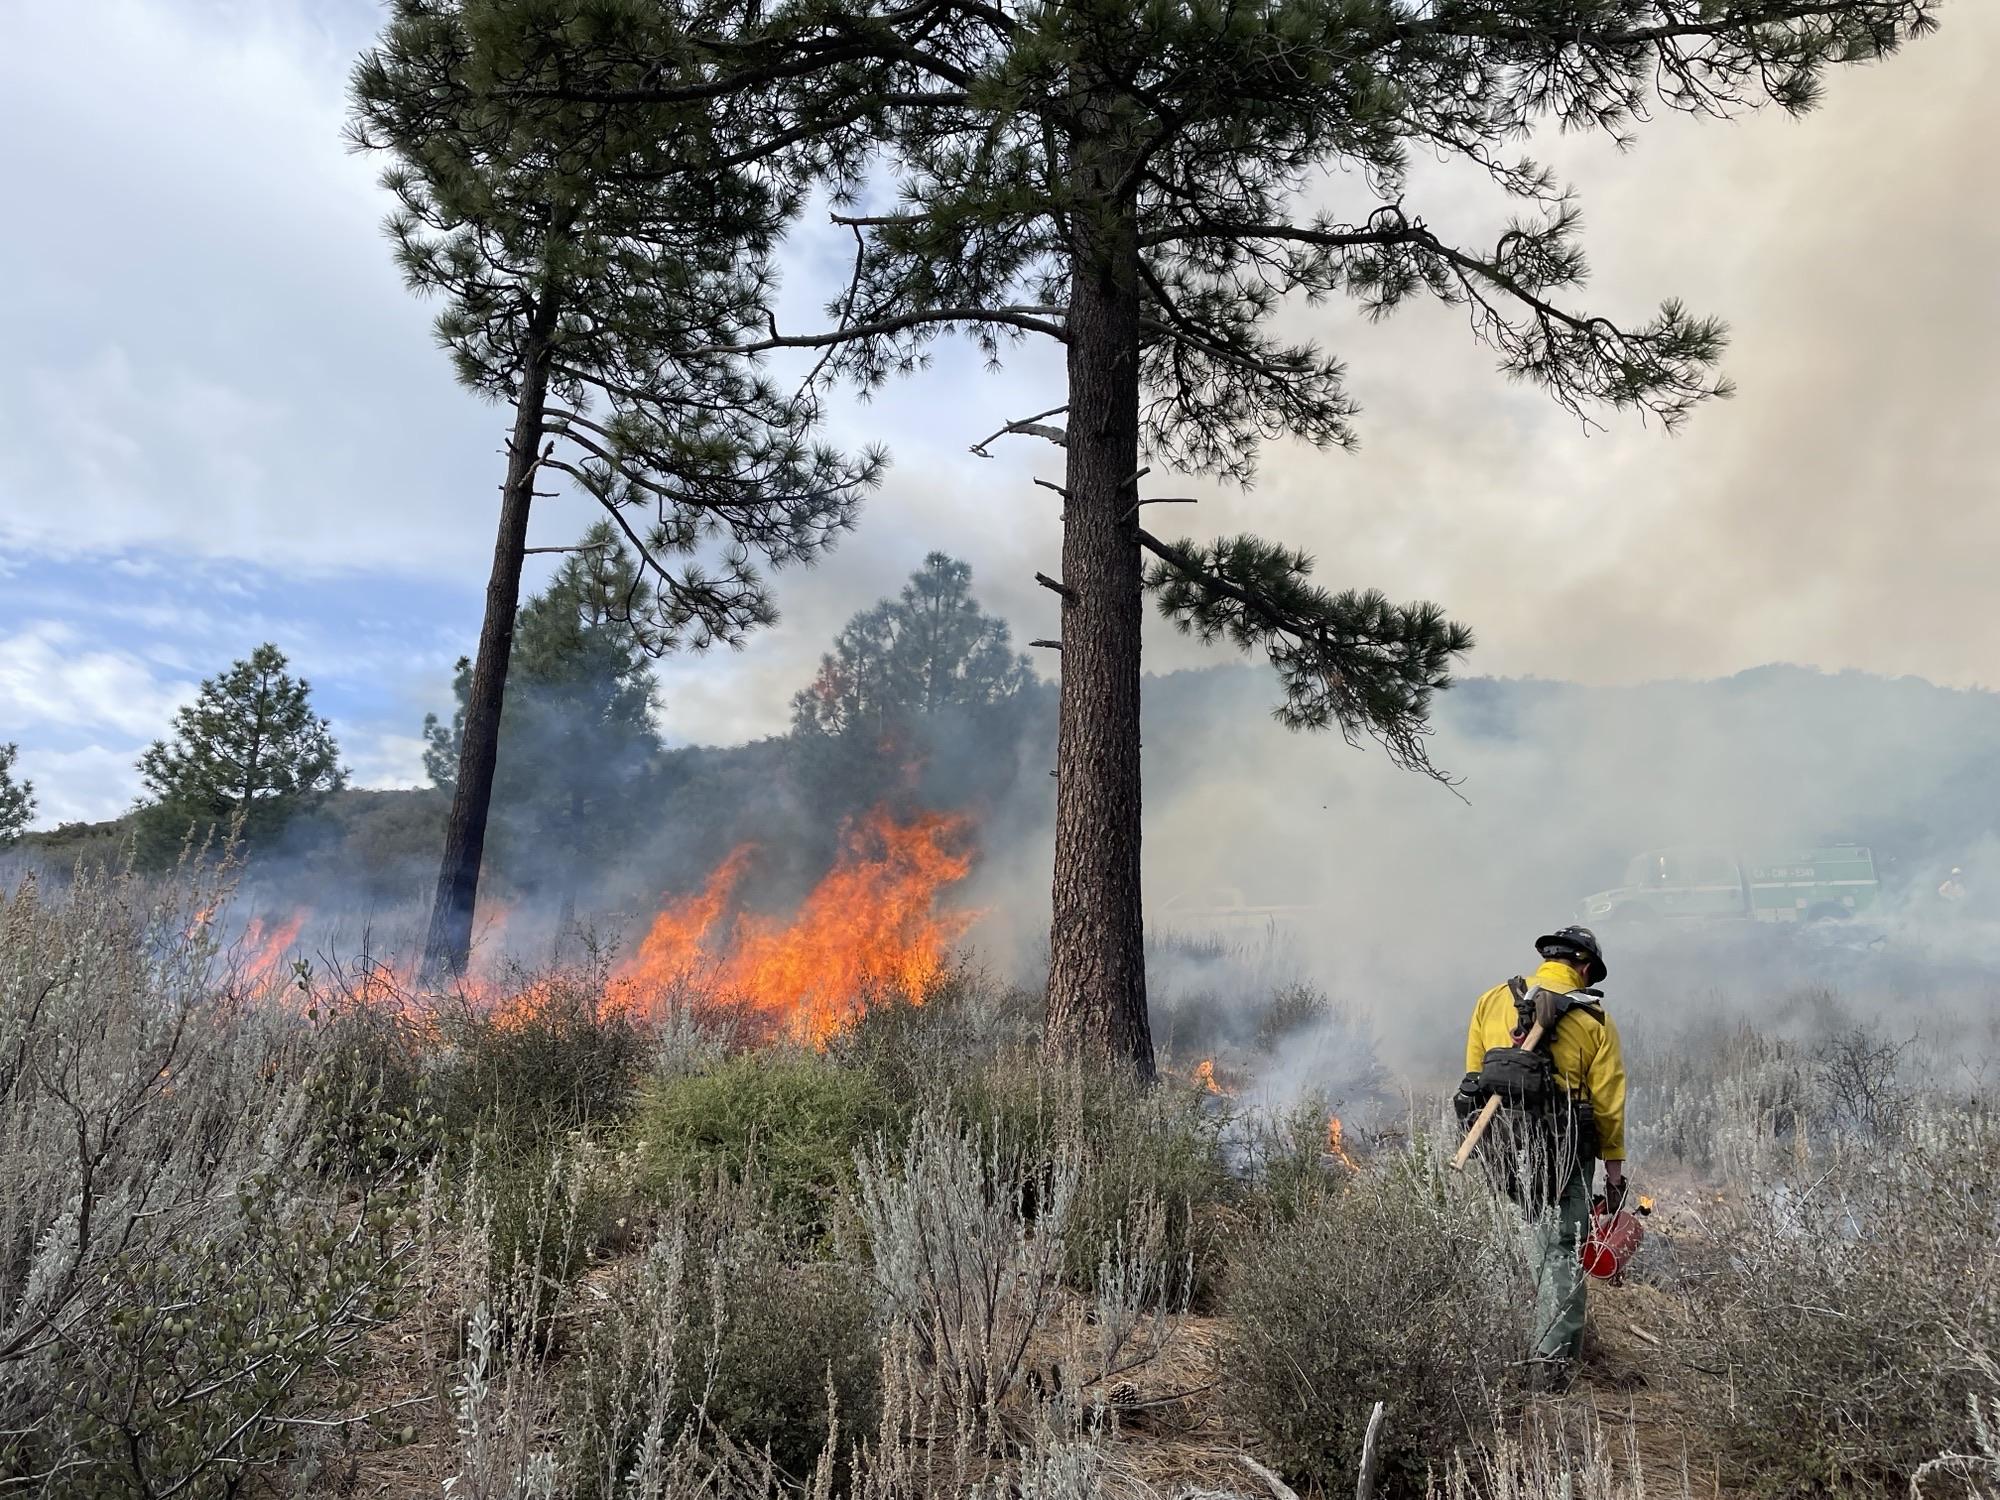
[1111,663,2000,1076]
[15,659,1992,1093]
[3,1,1998,826]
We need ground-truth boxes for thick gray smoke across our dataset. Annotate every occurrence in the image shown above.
[12,654,1992,1124]
[957,661,2000,1097]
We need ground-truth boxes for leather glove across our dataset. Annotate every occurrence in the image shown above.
[1599,1178,1628,1215]
[1531,988,1562,1035]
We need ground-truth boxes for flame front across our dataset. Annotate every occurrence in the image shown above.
[239,912,306,981]
[214,806,975,1043]
[1324,1113,1359,1169]
[1193,1058,1223,1095]
[613,808,974,1043]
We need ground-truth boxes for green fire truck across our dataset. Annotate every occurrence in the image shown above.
[1577,846,1880,925]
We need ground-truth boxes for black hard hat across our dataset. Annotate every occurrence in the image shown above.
[1535,925,1607,985]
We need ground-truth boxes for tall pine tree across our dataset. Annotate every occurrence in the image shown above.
[789,551,1038,826]
[135,644,346,857]
[791,552,1033,743]
[349,0,883,978]
[0,744,33,845]
[563,0,1936,1074]
[425,522,664,915]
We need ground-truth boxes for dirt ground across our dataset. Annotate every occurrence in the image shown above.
[286,1183,1731,1500]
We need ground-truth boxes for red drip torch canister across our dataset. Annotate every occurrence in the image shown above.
[1580,1194,1653,1281]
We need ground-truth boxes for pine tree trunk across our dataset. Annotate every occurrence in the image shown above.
[1044,181,1156,1080]
[422,306,557,980]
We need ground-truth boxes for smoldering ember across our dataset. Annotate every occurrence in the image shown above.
[3,3,1995,1498]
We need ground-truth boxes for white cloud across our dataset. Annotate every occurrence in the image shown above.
[337,726,429,791]
[0,0,497,574]
[0,623,195,740]
[23,348,283,518]
[0,0,1991,778]
[8,743,142,827]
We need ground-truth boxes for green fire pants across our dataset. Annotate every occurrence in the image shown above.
[1529,1162,1591,1362]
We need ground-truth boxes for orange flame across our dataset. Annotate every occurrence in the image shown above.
[1193,1058,1225,1095]
[238,911,306,982]
[611,808,974,1044]
[216,807,974,1043]
[1324,1113,1359,1169]
[617,844,757,992]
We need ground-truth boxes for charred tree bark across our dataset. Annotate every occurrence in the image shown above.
[1044,170,1155,1079]
[422,302,558,980]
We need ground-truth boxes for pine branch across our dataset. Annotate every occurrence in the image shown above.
[969,405,1069,457]
[716,304,1069,355]
[1139,216,1424,251]
[1136,530,1473,783]
[1391,1,1929,52]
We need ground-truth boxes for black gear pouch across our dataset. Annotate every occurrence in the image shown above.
[1573,1097,1599,1166]
[1452,1071,1485,1125]
[1479,1046,1553,1110]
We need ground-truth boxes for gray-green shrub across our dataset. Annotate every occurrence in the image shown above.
[1675,1106,2000,1496]
[1224,1140,1532,1495]
[835,968,1040,1112]
[0,861,427,1496]
[961,1055,1233,1305]
[683,1214,879,1479]
[489,1178,880,1496]
[631,1050,900,1234]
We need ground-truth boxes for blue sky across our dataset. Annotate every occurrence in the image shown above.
[0,0,1065,823]
[4,0,1997,828]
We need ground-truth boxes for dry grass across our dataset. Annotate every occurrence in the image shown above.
[7,862,1992,1500]
[286,1249,470,1498]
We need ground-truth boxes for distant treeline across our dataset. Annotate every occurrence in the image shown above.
[16,661,1996,938]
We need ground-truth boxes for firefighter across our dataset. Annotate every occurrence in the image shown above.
[1460,925,1627,1382]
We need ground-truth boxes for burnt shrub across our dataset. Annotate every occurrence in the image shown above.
[1630,1010,1928,1182]
[1223,1143,1530,1495]
[1814,1023,1915,1139]
[1254,979,1333,1052]
[1144,929,1307,1061]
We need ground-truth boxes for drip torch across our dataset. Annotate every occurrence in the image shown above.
[1580,1192,1653,1281]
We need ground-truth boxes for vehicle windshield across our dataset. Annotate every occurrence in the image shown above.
[1621,850,1736,886]
[1623,853,1667,887]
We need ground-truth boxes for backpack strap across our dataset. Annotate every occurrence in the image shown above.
[1565,986,1608,1027]
[1507,975,1533,1041]
[1508,977,1607,1044]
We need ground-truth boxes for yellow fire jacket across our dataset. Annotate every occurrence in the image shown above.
[1464,958,1628,1161]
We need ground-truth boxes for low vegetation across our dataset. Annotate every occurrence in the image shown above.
[634,1050,899,1236]
[3,860,1993,1499]
[1223,1148,1533,1491]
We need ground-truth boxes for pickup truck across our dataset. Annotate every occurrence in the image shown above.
[1577,846,1879,925]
